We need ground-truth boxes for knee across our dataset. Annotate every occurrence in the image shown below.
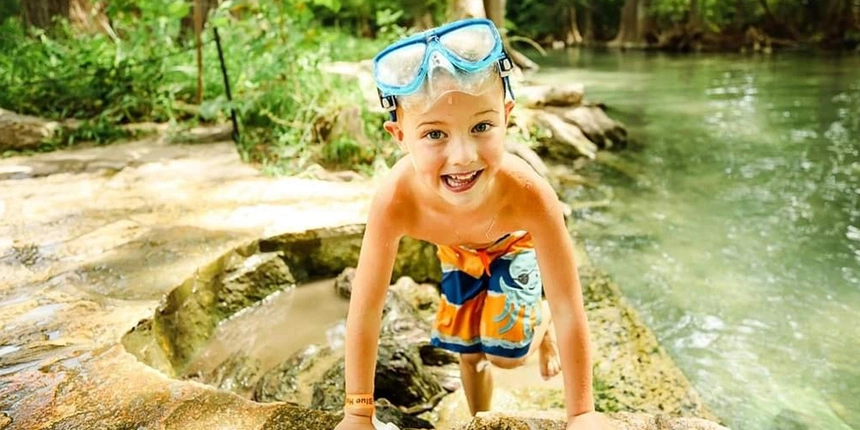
[459,352,486,369]
[486,354,527,369]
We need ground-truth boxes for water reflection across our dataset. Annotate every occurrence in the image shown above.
[539,50,860,429]
[184,279,349,394]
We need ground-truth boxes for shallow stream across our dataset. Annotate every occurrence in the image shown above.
[540,49,860,430]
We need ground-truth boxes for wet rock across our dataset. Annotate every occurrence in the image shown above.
[389,276,440,319]
[579,267,715,419]
[260,226,441,284]
[534,111,599,160]
[254,344,341,405]
[219,252,296,316]
[188,352,261,395]
[459,411,728,430]
[261,404,342,430]
[551,105,628,150]
[518,84,585,108]
[374,398,435,429]
[255,291,446,429]
[505,137,551,180]
[145,249,294,373]
[334,267,357,298]
[418,344,458,367]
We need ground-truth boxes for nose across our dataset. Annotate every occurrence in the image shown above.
[447,136,478,166]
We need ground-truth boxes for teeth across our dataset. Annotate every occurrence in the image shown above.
[449,171,477,181]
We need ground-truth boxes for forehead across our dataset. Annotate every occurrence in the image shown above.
[399,88,504,125]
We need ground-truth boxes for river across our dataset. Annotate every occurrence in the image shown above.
[538,49,859,430]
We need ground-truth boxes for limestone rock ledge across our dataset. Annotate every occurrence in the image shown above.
[463,411,727,430]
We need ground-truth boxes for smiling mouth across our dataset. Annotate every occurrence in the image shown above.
[441,169,484,192]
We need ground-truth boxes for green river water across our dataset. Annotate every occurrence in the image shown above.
[538,50,859,430]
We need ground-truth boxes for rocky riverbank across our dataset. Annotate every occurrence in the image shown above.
[1,74,726,429]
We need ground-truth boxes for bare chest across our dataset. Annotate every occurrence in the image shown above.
[409,207,520,248]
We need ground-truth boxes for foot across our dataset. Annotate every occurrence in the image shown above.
[539,323,561,380]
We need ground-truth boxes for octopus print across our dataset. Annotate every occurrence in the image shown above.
[493,249,542,336]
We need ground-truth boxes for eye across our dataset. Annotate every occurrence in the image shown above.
[517,273,529,284]
[472,122,493,133]
[424,130,447,140]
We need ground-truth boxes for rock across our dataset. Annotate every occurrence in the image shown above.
[518,84,584,108]
[552,105,628,150]
[148,249,295,373]
[261,404,343,430]
[579,268,716,419]
[459,411,729,430]
[218,252,296,315]
[255,290,446,429]
[0,108,61,151]
[189,352,261,395]
[254,344,342,405]
[534,111,599,160]
[335,267,357,298]
[389,276,440,316]
[260,225,441,284]
[505,137,551,179]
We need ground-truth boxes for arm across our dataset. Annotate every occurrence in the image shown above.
[339,189,404,425]
[522,179,595,420]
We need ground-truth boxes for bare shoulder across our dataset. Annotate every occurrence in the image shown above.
[367,156,416,236]
[498,153,562,224]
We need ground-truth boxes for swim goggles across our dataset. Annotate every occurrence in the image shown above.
[372,18,516,120]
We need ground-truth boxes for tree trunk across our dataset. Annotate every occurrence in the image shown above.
[447,0,485,20]
[21,0,111,34]
[21,0,69,29]
[822,0,855,45]
[583,0,595,43]
[563,3,583,45]
[688,0,701,29]
[733,0,745,32]
[610,0,649,47]
[482,0,539,70]
[180,0,218,40]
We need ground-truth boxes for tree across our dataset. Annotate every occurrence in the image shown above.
[562,1,583,45]
[447,0,484,20]
[20,0,110,33]
[582,0,595,43]
[610,0,651,47]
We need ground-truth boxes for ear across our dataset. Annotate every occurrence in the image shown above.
[503,100,515,125]
[383,120,407,151]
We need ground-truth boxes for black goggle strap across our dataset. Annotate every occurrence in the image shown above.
[377,87,398,121]
[498,51,516,101]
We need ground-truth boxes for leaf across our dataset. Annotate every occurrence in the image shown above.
[166,1,191,19]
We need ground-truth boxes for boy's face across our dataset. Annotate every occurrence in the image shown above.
[384,85,514,207]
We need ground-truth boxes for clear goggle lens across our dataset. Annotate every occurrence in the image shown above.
[373,21,499,91]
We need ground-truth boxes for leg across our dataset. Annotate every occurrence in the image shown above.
[484,300,560,379]
[536,300,561,380]
[459,352,493,416]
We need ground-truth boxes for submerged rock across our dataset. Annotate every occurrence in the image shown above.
[334,267,357,298]
[254,289,448,429]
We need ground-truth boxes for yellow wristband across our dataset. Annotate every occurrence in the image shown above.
[345,394,375,410]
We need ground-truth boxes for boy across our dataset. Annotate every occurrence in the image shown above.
[335,18,601,430]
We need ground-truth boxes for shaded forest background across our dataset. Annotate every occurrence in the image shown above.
[1,0,859,171]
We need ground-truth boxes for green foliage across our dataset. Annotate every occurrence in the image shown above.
[0,0,17,23]
[0,0,398,172]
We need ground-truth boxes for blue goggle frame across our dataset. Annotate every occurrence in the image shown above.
[372,18,515,118]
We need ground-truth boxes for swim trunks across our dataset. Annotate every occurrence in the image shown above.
[430,231,543,359]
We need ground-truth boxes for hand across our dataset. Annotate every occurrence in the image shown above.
[333,411,375,430]
[567,411,610,430]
